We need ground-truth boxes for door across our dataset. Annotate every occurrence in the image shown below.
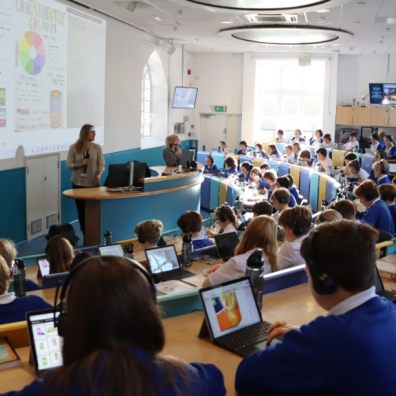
[26,154,60,240]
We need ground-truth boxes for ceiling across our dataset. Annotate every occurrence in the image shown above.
[72,0,396,55]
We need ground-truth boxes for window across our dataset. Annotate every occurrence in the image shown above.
[141,64,152,137]
[253,58,326,142]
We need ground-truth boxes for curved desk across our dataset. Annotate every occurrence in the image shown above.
[63,167,204,245]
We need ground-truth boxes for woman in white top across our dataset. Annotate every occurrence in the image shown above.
[278,206,312,270]
[67,124,105,240]
[203,215,278,287]
[207,204,237,237]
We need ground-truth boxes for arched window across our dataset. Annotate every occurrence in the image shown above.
[140,64,152,137]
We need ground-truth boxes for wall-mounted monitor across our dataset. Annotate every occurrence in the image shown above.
[369,83,396,105]
[172,86,198,109]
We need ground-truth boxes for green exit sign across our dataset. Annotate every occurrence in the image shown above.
[214,105,227,113]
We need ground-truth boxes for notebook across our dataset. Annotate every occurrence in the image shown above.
[37,256,50,277]
[199,277,276,357]
[26,309,63,376]
[98,244,124,256]
[145,245,194,283]
[374,266,396,302]
[214,232,240,262]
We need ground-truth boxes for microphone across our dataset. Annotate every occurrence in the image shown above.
[83,152,90,174]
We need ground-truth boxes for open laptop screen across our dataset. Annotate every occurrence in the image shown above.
[98,244,124,256]
[200,277,261,339]
[214,232,239,261]
[145,245,179,274]
[27,310,63,373]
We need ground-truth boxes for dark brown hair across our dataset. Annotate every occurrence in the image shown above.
[135,220,163,245]
[330,200,356,220]
[263,171,276,182]
[46,236,74,274]
[276,176,291,189]
[354,180,379,202]
[215,204,236,226]
[224,156,236,168]
[301,220,378,292]
[177,211,203,234]
[279,206,312,237]
[252,201,273,216]
[378,184,396,202]
[271,188,290,205]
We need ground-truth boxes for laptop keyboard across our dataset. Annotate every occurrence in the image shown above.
[217,321,271,353]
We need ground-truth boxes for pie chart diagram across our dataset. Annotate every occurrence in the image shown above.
[19,31,46,76]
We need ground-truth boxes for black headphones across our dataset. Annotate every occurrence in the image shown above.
[53,255,156,337]
[305,233,337,295]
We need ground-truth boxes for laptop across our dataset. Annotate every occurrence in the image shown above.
[214,232,240,262]
[98,244,125,256]
[26,309,63,376]
[199,277,275,357]
[374,266,396,302]
[37,256,50,277]
[145,245,194,283]
[74,245,100,255]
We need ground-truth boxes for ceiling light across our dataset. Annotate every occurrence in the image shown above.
[184,0,345,12]
[219,24,353,45]
[316,8,330,13]
[153,16,162,21]
[221,21,233,24]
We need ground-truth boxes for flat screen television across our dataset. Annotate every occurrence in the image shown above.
[172,86,198,109]
[369,83,396,105]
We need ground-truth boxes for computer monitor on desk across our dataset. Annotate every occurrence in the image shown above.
[181,150,195,170]
[105,161,147,191]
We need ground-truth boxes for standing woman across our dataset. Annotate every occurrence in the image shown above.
[67,124,105,242]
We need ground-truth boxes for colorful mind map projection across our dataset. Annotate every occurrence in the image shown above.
[19,31,46,76]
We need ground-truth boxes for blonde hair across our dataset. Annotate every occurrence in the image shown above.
[235,215,278,272]
[165,134,180,147]
[0,255,11,294]
[134,220,163,245]
[75,124,94,153]
[0,239,17,267]
[46,236,74,274]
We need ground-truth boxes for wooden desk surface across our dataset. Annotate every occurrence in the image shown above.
[0,283,323,394]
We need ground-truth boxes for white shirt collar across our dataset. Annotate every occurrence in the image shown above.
[0,292,16,304]
[328,286,376,316]
[222,223,237,234]
[377,175,387,182]
[367,197,380,209]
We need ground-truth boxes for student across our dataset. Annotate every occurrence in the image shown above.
[316,148,334,176]
[290,129,305,144]
[249,167,266,189]
[262,171,277,198]
[207,204,238,237]
[354,180,394,234]
[343,132,359,152]
[378,131,387,151]
[309,129,323,148]
[315,209,343,225]
[370,133,381,155]
[330,199,356,220]
[276,177,297,207]
[299,150,313,167]
[203,216,278,287]
[276,129,288,143]
[203,155,218,174]
[219,140,228,153]
[346,159,369,183]
[258,164,271,189]
[292,142,301,164]
[252,201,273,217]
[277,206,312,270]
[286,174,301,204]
[378,184,396,231]
[268,144,281,160]
[283,145,295,163]
[320,133,335,149]
[343,152,358,178]
[271,188,292,221]
[253,143,266,159]
[7,256,225,395]
[0,239,41,292]
[237,140,249,155]
[222,157,237,177]
[239,162,253,182]
[45,236,74,274]
[177,211,213,250]
[236,220,396,396]
[134,219,164,254]
[373,160,391,185]
[0,256,51,325]
[384,135,396,158]
[163,134,182,167]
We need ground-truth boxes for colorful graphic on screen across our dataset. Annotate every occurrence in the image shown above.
[211,291,242,332]
[19,31,46,76]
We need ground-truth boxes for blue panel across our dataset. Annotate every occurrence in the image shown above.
[211,152,225,169]
[299,168,311,200]
[309,172,320,212]
[267,160,279,173]
[275,143,285,155]
[277,163,290,177]
[361,154,374,174]
[0,167,26,242]
[201,176,211,210]
[210,177,220,209]
[100,183,201,243]
[144,174,200,192]
[197,151,209,165]
[239,155,252,164]
[263,269,307,294]
[226,184,239,206]
[326,180,337,203]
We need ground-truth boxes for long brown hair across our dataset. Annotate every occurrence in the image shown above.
[235,215,278,272]
[75,124,94,153]
[45,236,74,274]
[45,256,188,396]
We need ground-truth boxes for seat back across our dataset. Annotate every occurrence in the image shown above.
[289,165,301,188]
[361,153,375,174]
[277,163,290,177]
[332,149,346,167]
[308,172,320,212]
[299,167,311,200]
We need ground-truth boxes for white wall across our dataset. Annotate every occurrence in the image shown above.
[337,54,396,105]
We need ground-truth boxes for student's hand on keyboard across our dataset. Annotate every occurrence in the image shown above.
[206,264,222,274]
[267,321,297,344]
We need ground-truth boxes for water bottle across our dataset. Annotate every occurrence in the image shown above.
[202,144,206,152]
[182,234,193,267]
[245,249,264,309]
[13,259,26,297]
[104,229,112,245]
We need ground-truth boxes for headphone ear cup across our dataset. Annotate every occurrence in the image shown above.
[312,272,337,295]
[56,312,66,337]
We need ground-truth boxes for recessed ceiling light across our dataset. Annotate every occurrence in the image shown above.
[184,0,345,12]
[316,8,330,13]
[221,21,233,24]
[219,24,353,45]
[153,16,162,21]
